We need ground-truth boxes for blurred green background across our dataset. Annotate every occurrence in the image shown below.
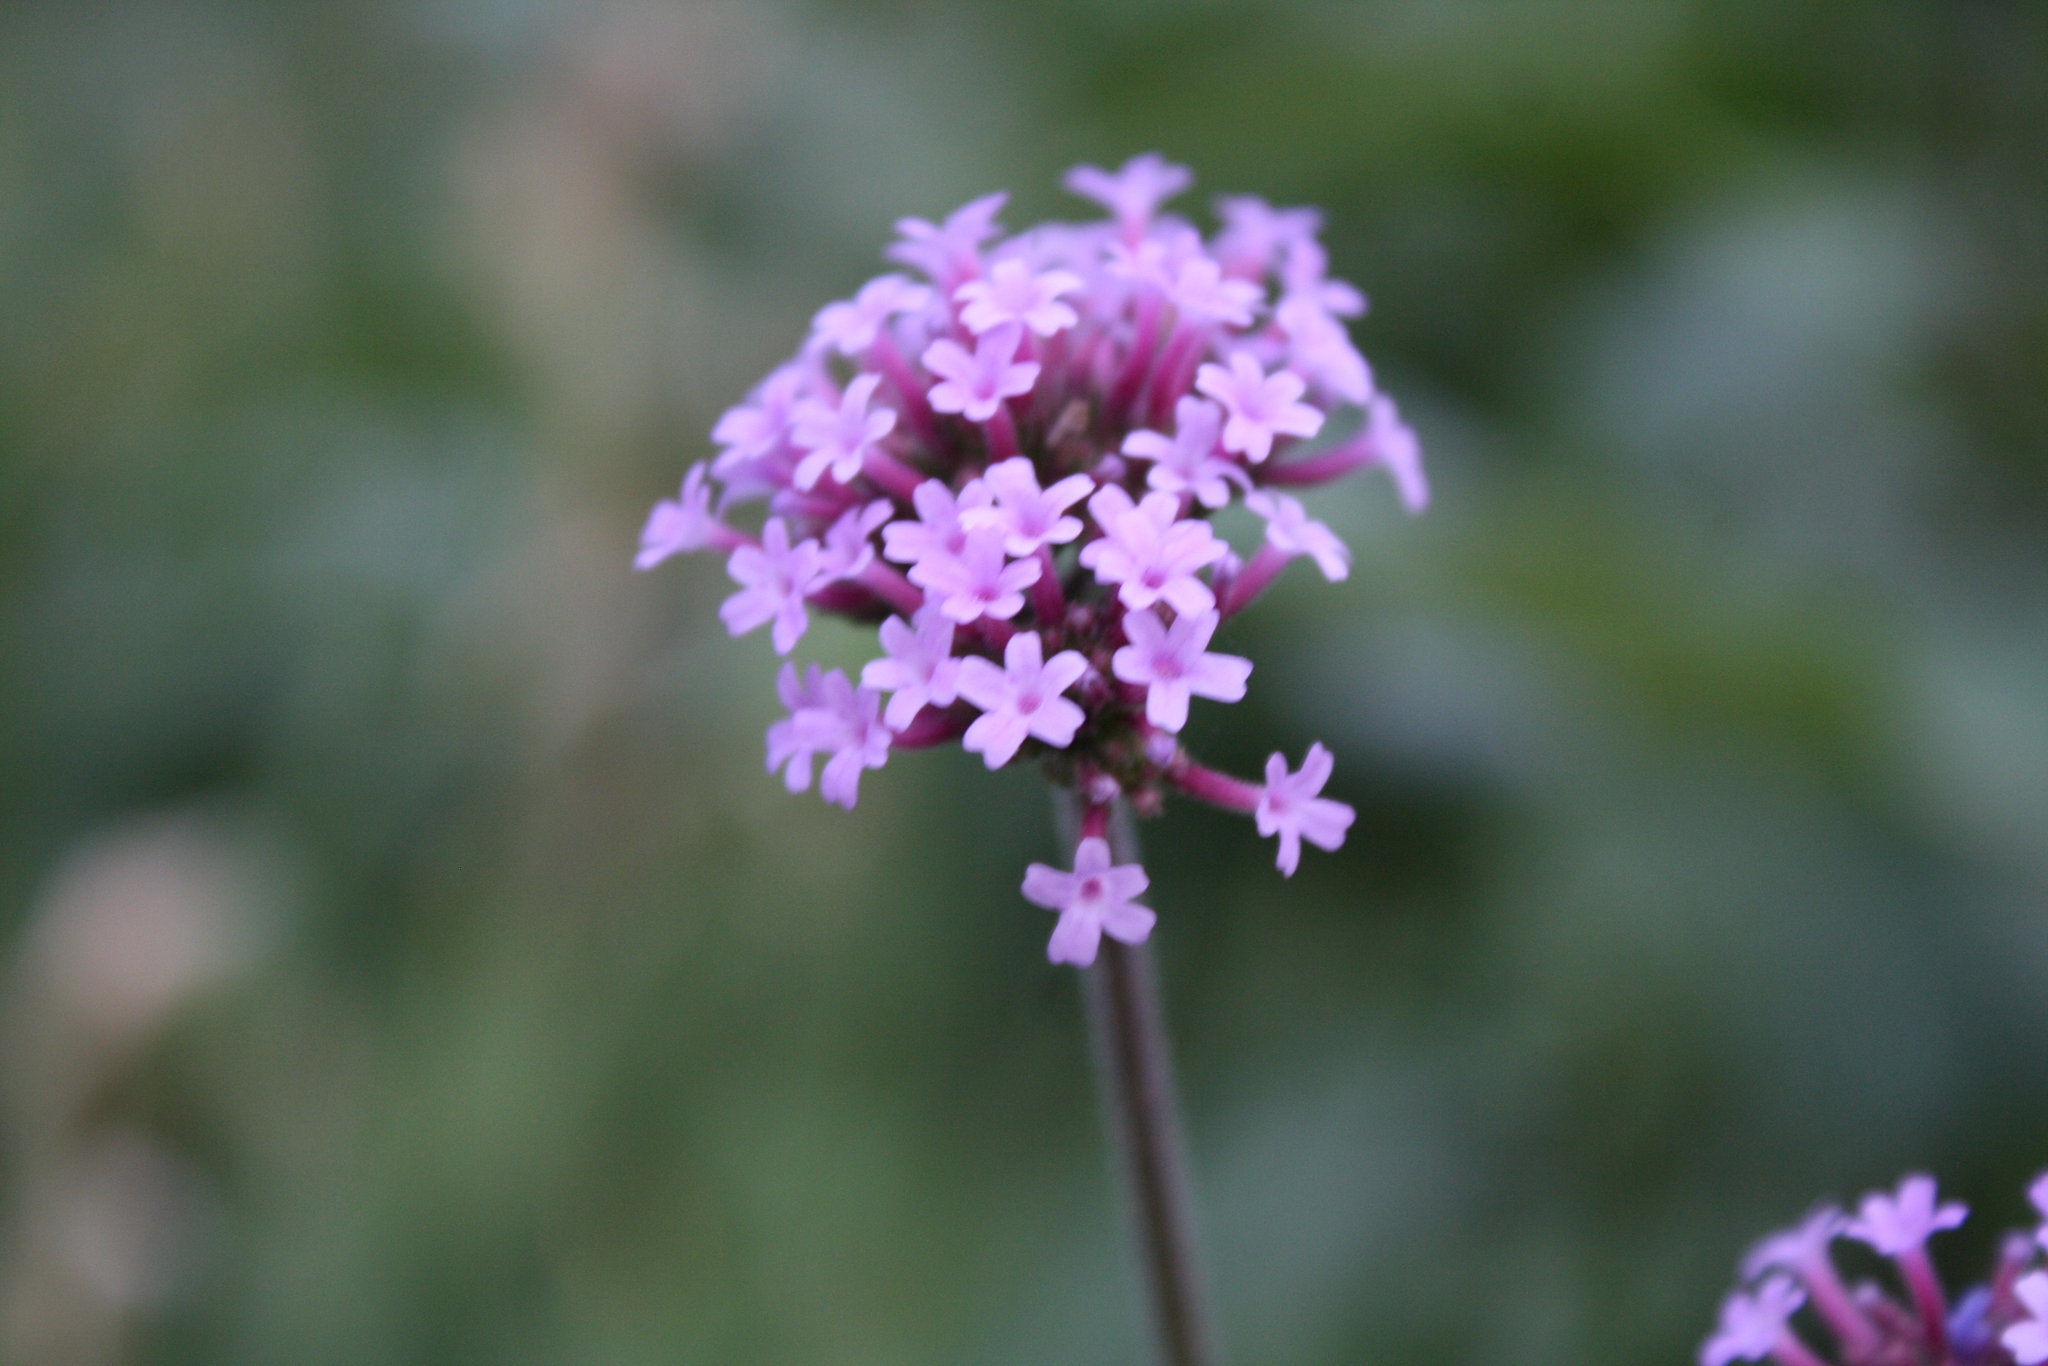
[3,1,2046,1362]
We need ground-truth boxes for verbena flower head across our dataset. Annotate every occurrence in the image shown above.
[638,155,1426,965]
[1702,1169,2048,1366]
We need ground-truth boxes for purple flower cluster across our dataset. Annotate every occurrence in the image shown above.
[637,155,1425,965]
[1703,1172,2048,1366]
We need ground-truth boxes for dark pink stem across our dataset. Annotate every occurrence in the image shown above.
[1104,296,1162,428]
[1895,1246,1950,1362]
[1257,434,1377,487]
[1217,542,1289,619]
[869,334,941,449]
[861,447,927,504]
[857,561,924,617]
[1029,545,1065,624]
[1770,1331,1829,1366]
[890,706,969,749]
[985,405,1020,461]
[1796,1251,1880,1358]
[1166,760,1261,814]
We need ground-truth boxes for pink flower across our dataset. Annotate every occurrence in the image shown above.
[1121,397,1246,509]
[765,664,891,809]
[969,456,1094,556]
[1080,485,1227,616]
[908,525,1040,624]
[1245,490,1350,582]
[1065,154,1193,237]
[888,191,1009,286]
[1166,255,1261,328]
[861,607,964,731]
[1699,1275,1806,1366]
[957,631,1088,769]
[710,364,811,467]
[720,518,826,655]
[1021,836,1155,967]
[1740,1206,1844,1282]
[1111,609,1251,733]
[635,462,723,569]
[1256,743,1355,875]
[809,274,933,355]
[1360,393,1428,514]
[817,499,894,581]
[790,372,898,491]
[882,477,993,572]
[1276,293,1372,404]
[1844,1173,1967,1256]
[1195,352,1324,462]
[922,323,1040,422]
[954,257,1084,337]
[1212,195,1322,279]
[2004,1271,2048,1365]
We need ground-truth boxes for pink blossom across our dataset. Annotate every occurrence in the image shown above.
[818,499,894,581]
[1245,490,1350,581]
[720,517,826,655]
[1166,255,1261,328]
[954,257,1084,337]
[1121,398,1245,509]
[861,607,964,732]
[1256,743,1355,876]
[957,631,1088,769]
[636,462,725,569]
[1699,1276,1806,1366]
[809,274,933,356]
[1276,293,1373,404]
[923,324,1040,423]
[1844,1173,1967,1256]
[908,525,1039,624]
[1212,195,1322,279]
[1740,1206,1844,1282]
[790,372,898,491]
[710,364,811,468]
[1360,393,1428,514]
[1021,836,1155,967]
[1079,485,1227,616]
[1065,154,1192,237]
[882,477,992,572]
[1196,352,1324,462]
[888,191,1008,285]
[969,456,1094,556]
[764,663,890,809]
[2004,1271,2048,1365]
[1111,609,1251,733]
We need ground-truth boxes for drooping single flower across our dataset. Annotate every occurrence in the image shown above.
[1022,836,1156,967]
[1256,743,1356,876]
[636,463,728,569]
[1246,490,1351,582]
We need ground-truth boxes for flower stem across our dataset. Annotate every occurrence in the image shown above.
[1055,793,1218,1366]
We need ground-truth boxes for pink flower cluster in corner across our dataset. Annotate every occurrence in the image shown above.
[1701,1171,2048,1366]
[637,155,1424,965]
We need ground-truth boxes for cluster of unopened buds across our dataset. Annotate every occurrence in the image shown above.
[637,154,1425,965]
[1703,1172,2048,1366]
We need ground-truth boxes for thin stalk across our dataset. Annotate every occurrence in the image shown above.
[1054,793,1218,1366]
